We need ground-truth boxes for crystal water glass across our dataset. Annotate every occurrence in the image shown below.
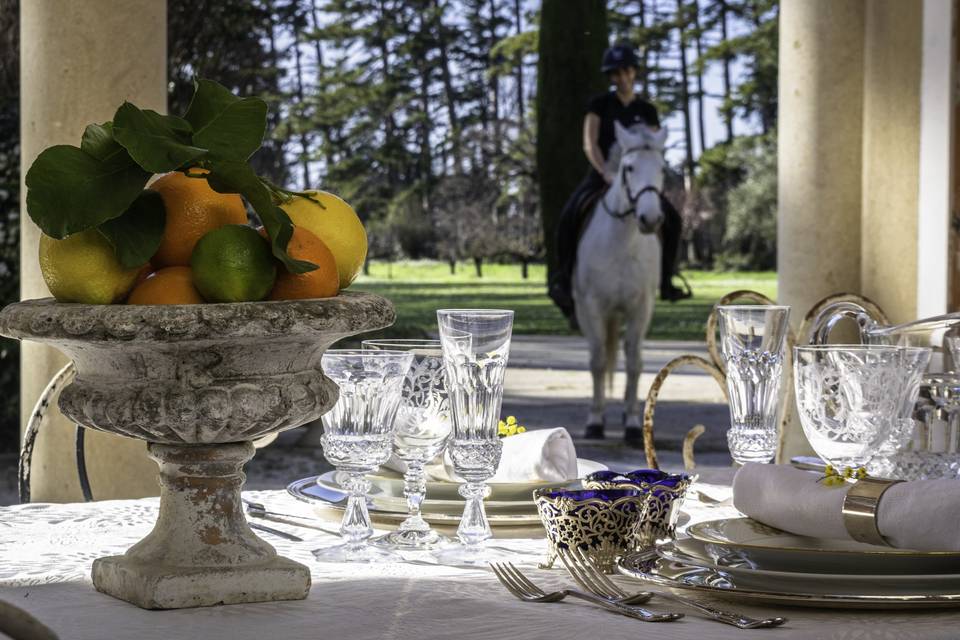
[794,345,931,469]
[434,309,514,565]
[362,339,452,549]
[717,305,791,464]
[312,349,413,563]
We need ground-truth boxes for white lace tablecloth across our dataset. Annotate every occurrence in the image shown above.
[3,483,960,640]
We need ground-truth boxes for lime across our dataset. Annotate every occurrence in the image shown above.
[190,225,276,302]
[39,230,142,304]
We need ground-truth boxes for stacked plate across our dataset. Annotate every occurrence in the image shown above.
[287,459,607,527]
[617,517,960,608]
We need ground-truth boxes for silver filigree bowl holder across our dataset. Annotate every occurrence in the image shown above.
[583,469,694,547]
[533,488,652,573]
[0,293,394,610]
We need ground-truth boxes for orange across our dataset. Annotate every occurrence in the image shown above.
[261,226,339,300]
[127,266,205,305]
[149,169,248,267]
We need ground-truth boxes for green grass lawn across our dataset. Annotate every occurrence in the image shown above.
[353,260,777,341]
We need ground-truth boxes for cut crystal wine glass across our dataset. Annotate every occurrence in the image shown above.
[794,345,931,469]
[362,339,452,549]
[312,349,413,563]
[717,305,791,464]
[434,309,514,565]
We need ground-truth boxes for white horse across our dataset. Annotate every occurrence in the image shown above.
[573,121,667,437]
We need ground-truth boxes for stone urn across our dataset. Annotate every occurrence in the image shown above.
[0,292,394,609]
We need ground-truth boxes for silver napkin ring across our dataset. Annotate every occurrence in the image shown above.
[842,477,902,546]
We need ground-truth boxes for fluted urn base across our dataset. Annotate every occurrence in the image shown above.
[91,442,310,609]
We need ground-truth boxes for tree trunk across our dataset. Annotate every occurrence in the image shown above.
[490,0,502,160]
[448,258,457,275]
[474,257,483,278]
[309,0,336,168]
[638,0,649,96]
[363,259,370,276]
[432,0,463,173]
[719,0,734,143]
[521,259,529,279]
[537,0,608,281]
[291,19,311,187]
[692,0,707,155]
[513,0,525,121]
[675,0,695,179]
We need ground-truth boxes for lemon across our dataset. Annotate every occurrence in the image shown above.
[39,230,142,304]
[280,191,367,289]
[190,225,276,303]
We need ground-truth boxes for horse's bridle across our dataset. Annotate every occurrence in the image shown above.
[600,144,662,220]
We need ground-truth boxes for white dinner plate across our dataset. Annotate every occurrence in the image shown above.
[685,517,960,574]
[659,538,960,592]
[364,458,608,502]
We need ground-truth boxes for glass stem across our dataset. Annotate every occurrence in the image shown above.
[340,472,373,551]
[457,481,492,550]
[399,461,430,533]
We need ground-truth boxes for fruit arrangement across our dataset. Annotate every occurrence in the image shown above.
[25,79,367,305]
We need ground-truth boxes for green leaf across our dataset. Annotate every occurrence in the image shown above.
[113,102,207,173]
[80,122,124,162]
[184,79,268,162]
[205,160,317,274]
[97,190,165,268]
[25,145,151,239]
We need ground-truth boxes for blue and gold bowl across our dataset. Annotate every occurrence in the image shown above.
[532,488,651,573]
[583,469,694,547]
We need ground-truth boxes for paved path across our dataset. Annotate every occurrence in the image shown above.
[502,336,732,471]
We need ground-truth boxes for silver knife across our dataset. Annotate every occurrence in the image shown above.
[249,520,303,542]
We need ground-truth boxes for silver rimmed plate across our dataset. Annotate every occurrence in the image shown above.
[287,476,544,526]
[686,517,960,574]
[659,539,960,591]
[617,551,960,609]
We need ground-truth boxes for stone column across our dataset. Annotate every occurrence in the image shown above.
[861,0,923,325]
[777,0,865,460]
[19,1,166,500]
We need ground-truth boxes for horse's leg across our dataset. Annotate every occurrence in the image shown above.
[577,299,607,438]
[622,308,644,443]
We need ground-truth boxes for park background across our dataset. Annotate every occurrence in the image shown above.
[0,0,778,456]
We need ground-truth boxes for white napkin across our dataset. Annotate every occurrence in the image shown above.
[384,428,579,483]
[733,463,960,551]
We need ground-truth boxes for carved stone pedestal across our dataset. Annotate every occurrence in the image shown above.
[0,293,395,609]
[92,442,310,609]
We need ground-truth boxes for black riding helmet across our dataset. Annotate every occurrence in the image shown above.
[601,44,639,73]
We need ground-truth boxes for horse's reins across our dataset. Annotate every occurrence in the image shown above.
[600,144,662,219]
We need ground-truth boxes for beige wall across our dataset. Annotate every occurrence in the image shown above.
[19,1,166,501]
[861,0,924,325]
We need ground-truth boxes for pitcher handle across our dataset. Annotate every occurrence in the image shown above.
[807,301,880,345]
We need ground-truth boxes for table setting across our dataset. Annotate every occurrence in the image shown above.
[8,301,960,640]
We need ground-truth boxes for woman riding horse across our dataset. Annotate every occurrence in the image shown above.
[549,43,688,321]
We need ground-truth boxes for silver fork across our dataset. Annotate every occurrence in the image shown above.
[489,562,682,623]
[557,548,787,629]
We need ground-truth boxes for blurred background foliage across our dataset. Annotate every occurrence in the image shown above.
[0,0,778,449]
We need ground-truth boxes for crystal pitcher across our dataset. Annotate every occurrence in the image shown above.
[808,303,960,479]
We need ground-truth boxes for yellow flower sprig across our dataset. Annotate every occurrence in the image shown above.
[818,464,868,487]
[498,415,526,438]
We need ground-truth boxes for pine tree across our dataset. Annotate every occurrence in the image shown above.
[537,0,608,280]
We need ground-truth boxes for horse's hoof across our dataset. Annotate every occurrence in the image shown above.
[624,427,644,447]
[583,424,606,440]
